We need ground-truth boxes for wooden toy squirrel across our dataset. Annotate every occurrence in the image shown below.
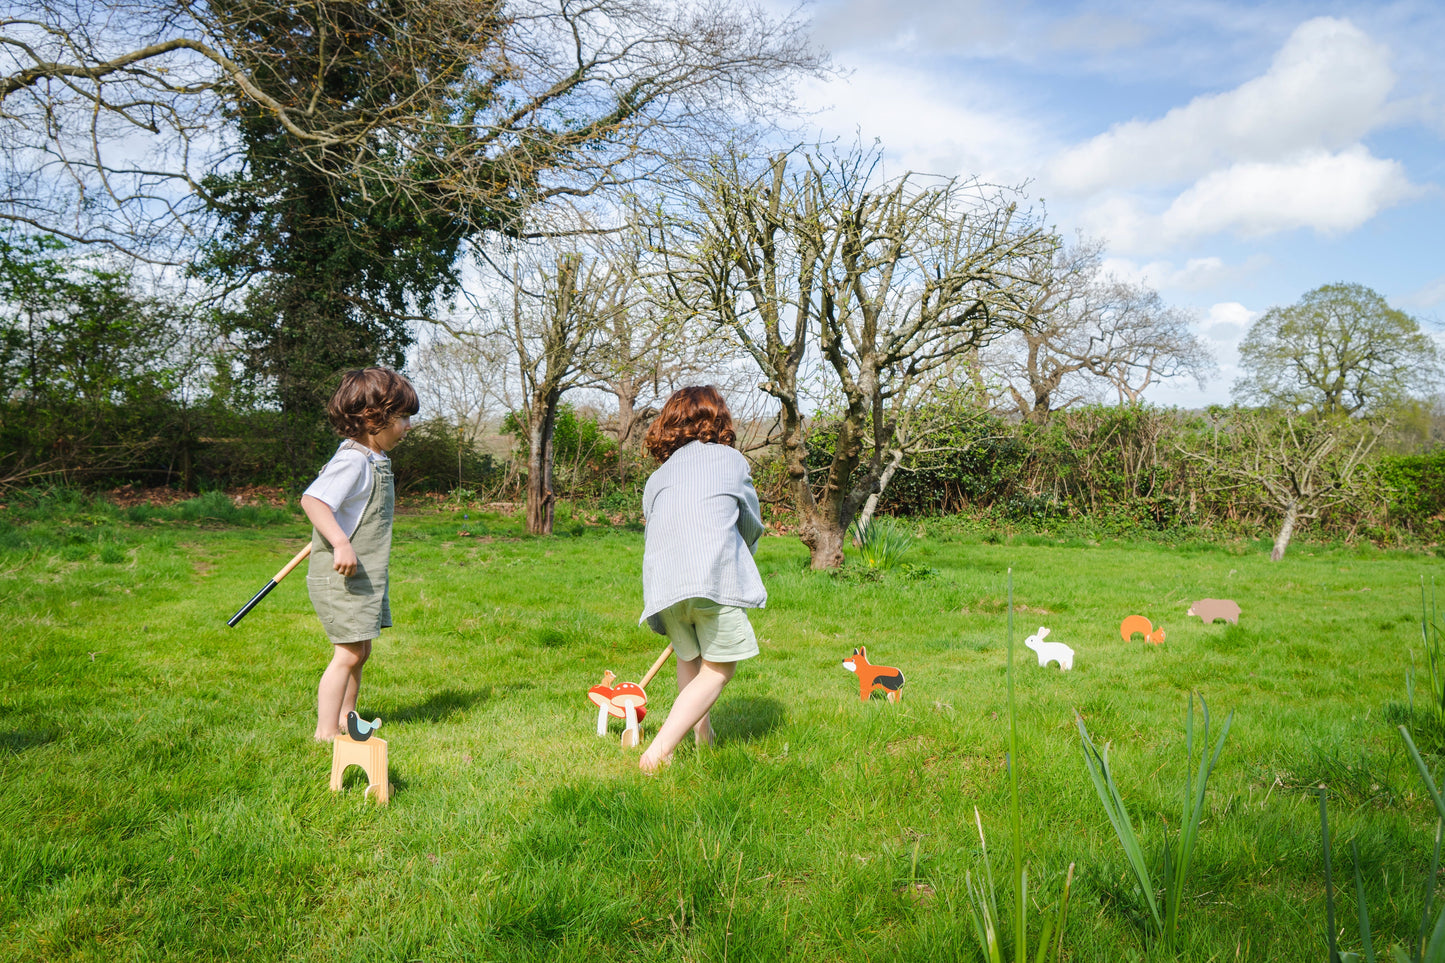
[1120,615,1165,645]
[842,647,905,702]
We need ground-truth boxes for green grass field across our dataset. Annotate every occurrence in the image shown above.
[1,491,1442,961]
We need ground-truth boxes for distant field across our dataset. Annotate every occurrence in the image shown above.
[1,493,1440,961]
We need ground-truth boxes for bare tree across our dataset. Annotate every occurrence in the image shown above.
[1178,408,1387,561]
[1,0,827,260]
[488,242,639,534]
[1091,282,1215,404]
[582,234,738,453]
[980,241,1101,422]
[660,146,1050,568]
[408,327,508,451]
[980,240,1215,421]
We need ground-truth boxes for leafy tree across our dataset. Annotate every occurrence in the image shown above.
[1232,283,1441,417]
[0,232,199,485]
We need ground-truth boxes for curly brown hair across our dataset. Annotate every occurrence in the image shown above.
[326,367,420,440]
[644,385,737,462]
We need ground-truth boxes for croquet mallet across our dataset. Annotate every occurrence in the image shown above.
[226,543,312,627]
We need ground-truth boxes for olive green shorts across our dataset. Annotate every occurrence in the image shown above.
[654,598,759,664]
[307,571,392,644]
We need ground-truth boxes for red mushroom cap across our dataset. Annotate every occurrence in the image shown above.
[610,682,647,708]
[587,684,615,708]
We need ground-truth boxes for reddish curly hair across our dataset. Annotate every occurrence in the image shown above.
[644,385,737,462]
[326,367,420,441]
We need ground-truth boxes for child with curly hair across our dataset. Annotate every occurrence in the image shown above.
[637,385,767,772]
[301,367,417,741]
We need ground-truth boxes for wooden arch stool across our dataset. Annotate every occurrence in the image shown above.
[330,733,391,804]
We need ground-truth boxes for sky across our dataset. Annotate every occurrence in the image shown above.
[785,0,1445,407]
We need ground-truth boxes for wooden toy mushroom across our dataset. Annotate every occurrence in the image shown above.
[611,682,648,747]
[587,672,617,737]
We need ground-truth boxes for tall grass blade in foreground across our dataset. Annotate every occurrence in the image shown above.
[1321,727,1445,962]
[1399,725,1445,962]
[848,516,913,570]
[1407,577,1444,750]
[1077,692,1232,953]
[963,569,1074,963]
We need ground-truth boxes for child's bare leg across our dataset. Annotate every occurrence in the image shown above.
[316,640,370,741]
[336,639,372,729]
[641,659,735,772]
[674,657,715,746]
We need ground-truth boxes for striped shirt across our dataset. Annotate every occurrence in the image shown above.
[639,441,767,634]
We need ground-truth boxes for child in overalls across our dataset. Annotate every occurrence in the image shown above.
[301,367,418,741]
[637,386,767,772]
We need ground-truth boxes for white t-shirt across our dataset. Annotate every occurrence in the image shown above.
[303,442,388,538]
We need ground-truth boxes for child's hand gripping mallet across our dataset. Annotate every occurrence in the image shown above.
[612,644,673,748]
[226,544,312,627]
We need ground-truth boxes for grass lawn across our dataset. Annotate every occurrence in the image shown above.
[1,491,1442,961]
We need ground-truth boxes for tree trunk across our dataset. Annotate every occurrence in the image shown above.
[525,402,558,535]
[799,507,847,570]
[856,448,904,535]
[775,400,850,570]
[1270,500,1299,561]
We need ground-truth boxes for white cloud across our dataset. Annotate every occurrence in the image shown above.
[809,0,1013,56]
[1075,146,1419,251]
[1199,301,1257,347]
[1100,255,1240,291]
[1160,146,1418,239]
[1402,275,1445,312]
[794,62,1046,185]
[1047,17,1395,196]
[1046,12,1150,54]
[1072,194,1153,252]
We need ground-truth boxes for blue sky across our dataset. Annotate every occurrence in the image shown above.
[787,0,1445,406]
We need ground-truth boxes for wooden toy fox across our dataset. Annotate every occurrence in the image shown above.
[1120,614,1165,645]
[842,646,905,702]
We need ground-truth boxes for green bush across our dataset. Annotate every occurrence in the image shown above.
[393,418,506,495]
[1378,449,1445,539]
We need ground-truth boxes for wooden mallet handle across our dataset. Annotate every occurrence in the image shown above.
[638,644,674,689]
[226,544,313,627]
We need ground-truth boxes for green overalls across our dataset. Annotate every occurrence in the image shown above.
[306,440,395,643]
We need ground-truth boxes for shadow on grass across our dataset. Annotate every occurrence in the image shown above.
[0,730,56,753]
[714,696,785,743]
[383,687,491,724]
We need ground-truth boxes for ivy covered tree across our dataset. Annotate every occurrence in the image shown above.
[5,0,825,473]
[194,0,488,469]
